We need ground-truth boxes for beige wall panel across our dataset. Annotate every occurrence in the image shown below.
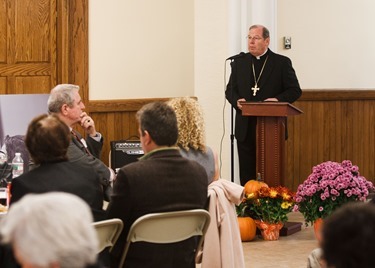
[88,0,194,100]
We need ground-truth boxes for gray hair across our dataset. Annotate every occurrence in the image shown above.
[0,192,98,268]
[249,24,270,39]
[47,84,80,114]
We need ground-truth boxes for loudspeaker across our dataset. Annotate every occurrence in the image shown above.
[110,140,144,170]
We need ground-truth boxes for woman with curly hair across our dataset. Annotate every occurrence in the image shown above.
[167,97,219,184]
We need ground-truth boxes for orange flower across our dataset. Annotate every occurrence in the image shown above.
[238,185,296,224]
[269,188,278,198]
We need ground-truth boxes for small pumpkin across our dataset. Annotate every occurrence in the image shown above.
[238,216,257,241]
[244,179,268,197]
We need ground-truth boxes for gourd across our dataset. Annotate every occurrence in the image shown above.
[244,173,268,197]
[237,216,257,241]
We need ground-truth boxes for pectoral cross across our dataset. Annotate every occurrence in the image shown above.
[251,85,259,96]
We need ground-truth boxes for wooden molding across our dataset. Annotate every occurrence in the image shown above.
[300,89,375,101]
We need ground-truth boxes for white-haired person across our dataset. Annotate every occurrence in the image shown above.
[0,192,99,268]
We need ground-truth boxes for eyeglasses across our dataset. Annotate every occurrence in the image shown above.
[246,36,263,41]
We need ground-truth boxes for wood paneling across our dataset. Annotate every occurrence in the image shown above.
[68,0,88,99]
[86,91,375,193]
[0,77,6,93]
[285,90,375,191]
[0,0,57,93]
[87,98,171,167]
[15,76,50,93]
[0,0,6,63]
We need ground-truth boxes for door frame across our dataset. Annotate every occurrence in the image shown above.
[59,0,89,104]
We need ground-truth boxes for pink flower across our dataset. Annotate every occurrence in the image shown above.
[330,189,339,196]
[292,204,299,212]
[295,160,375,226]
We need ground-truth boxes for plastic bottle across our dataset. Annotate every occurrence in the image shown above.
[12,152,24,179]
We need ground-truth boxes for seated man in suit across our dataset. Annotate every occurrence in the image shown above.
[47,84,114,200]
[107,101,208,268]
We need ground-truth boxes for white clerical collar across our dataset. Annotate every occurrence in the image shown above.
[255,49,268,60]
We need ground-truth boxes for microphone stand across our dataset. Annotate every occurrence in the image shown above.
[230,101,235,183]
[228,60,236,183]
[226,52,244,183]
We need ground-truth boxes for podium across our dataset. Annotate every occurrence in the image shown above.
[241,102,303,187]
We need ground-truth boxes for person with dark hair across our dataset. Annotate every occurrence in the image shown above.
[10,114,105,221]
[225,24,302,185]
[107,101,208,268]
[0,114,106,268]
[47,84,114,201]
[321,202,375,268]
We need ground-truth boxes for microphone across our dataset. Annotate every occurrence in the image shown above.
[226,52,246,61]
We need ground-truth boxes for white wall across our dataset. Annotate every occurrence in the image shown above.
[88,0,375,182]
[89,0,194,99]
[194,0,234,181]
[277,0,375,88]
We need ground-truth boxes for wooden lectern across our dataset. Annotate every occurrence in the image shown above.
[241,102,303,187]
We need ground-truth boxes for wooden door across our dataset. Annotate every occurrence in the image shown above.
[0,0,57,94]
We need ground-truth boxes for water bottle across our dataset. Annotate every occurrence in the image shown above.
[12,152,24,179]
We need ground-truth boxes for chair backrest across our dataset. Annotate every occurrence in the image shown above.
[92,218,124,253]
[119,209,210,267]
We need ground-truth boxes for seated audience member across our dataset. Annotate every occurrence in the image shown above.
[0,192,99,268]
[167,97,219,184]
[107,101,208,268]
[10,114,105,221]
[47,84,114,200]
[321,202,375,268]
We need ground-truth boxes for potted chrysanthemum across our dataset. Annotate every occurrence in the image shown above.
[239,186,295,240]
[294,160,374,233]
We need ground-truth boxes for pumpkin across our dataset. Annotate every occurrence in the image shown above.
[244,179,268,197]
[238,216,257,241]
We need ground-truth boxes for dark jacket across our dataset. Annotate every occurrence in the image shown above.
[68,132,112,201]
[11,160,106,221]
[225,50,302,141]
[107,148,208,268]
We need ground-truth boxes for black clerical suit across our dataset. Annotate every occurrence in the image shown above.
[225,49,302,185]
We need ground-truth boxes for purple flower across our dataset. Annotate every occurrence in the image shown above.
[295,160,375,226]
